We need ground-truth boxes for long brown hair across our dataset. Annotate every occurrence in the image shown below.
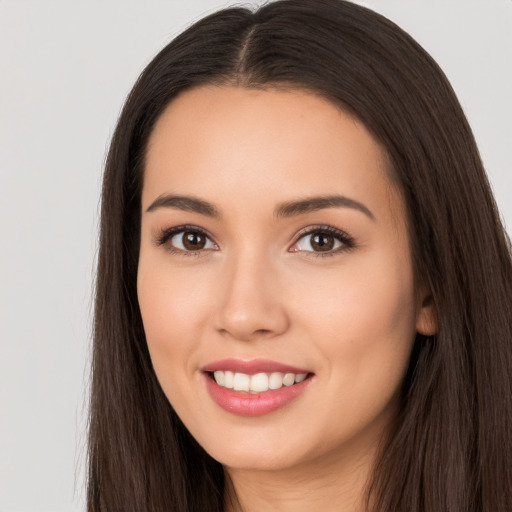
[88,1,512,510]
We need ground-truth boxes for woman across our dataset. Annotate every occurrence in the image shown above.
[88,1,512,510]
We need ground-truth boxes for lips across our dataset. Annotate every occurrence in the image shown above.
[202,358,313,416]
[203,358,311,374]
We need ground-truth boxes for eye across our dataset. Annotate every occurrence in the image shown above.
[289,226,354,255]
[157,226,218,254]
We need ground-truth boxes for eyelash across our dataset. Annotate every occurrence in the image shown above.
[292,225,355,257]
[155,224,355,258]
[155,224,217,258]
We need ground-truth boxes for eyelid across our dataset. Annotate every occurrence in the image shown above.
[155,224,218,255]
[154,223,355,257]
[289,224,355,256]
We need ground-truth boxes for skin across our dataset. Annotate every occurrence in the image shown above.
[137,85,436,512]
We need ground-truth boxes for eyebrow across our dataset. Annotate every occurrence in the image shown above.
[146,195,221,217]
[145,193,375,221]
[275,195,375,221]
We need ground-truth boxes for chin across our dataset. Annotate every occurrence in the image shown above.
[191,421,331,473]
[210,445,307,472]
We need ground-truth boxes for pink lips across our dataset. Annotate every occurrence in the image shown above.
[202,358,310,375]
[202,358,313,417]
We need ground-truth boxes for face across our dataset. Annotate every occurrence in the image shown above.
[137,85,435,473]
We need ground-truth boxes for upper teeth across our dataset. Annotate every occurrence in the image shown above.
[213,371,308,393]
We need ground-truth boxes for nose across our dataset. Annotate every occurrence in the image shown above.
[213,252,290,342]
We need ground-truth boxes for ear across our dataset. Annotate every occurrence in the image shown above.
[415,292,438,336]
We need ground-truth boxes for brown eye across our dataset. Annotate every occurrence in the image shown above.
[290,227,352,255]
[182,231,206,250]
[310,233,335,251]
[166,229,217,252]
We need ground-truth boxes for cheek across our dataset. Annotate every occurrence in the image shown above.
[137,260,209,382]
[298,251,417,387]
[288,255,417,449]
[136,262,219,434]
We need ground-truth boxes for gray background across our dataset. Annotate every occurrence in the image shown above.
[1,1,511,511]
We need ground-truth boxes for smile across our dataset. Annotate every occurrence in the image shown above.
[202,359,313,416]
[212,370,308,393]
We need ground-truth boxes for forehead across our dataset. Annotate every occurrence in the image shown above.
[143,85,402,223]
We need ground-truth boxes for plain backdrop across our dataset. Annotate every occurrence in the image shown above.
[0,1,511,511]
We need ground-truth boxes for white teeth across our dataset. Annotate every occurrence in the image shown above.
[212,370,309,393]
[250,372,269,392]
[268,372,283,390]
[224,371,234,389]
[213,370,224,386]
[233,372,250,391]
[282,373,295,387]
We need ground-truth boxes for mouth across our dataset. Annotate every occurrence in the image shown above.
[201,359,314,416]
[206,370,311,393]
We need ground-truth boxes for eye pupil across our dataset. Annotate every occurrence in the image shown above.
[183,232,206,250]
[311,233,334,251]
